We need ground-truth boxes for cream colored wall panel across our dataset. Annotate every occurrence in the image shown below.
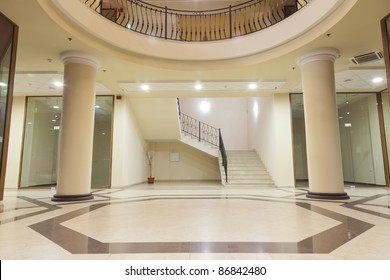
[130,98,181,140]
[111,96,147,187]
[4,96,26,189]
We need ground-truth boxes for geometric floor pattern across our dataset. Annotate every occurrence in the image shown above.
[1,182,390,259]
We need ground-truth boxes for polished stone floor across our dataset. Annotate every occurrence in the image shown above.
[1,181,390,260]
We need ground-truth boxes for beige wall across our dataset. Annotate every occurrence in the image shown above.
[111,96,147,187]
[130,98,181,141]
[4,96,25,189]
[150,141,221,181]
[247,94,295,187]
[179,97,249,150]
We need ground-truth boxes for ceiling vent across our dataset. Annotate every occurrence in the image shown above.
[351,51,383,64]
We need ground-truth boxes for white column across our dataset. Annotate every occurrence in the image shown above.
[297,48,349,199]
[52,51,100,201]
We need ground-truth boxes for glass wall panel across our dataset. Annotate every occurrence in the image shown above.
[291,92,387,186]
[0,42,11,166]
[0,13,18,200]
[291,94,308,183]
[382,89,390,175]
[0,13,16,177]
[91,96,113,187]
[20,96,113,188]
[337,93,385,185]
[20,97,62,187]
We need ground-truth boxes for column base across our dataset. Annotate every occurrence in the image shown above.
[51,193,94,202]
[306,191,350,200]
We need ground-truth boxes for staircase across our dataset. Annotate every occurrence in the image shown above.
[179,133,219,157]
[178,106,274,187]
[219,150,274,187]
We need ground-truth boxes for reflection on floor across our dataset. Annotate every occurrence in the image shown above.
[1,181,390,259]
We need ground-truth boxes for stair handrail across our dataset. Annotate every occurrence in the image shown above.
[219,129,228,183]
[179,111,228,182]
[84,0,310,42]
[179,112,220,147]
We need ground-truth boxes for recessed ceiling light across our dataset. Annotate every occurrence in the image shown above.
[53,81,63,87]
[195,83,203,90]
[140,84,150,91]
[372,77,384,84]
[53,105,60,109]
[248,83,257,90]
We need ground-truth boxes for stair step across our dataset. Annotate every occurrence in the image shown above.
[218,150,275,187]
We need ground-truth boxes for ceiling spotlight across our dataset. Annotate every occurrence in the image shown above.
[248,83,257,90]
[53,81,63,87]
[53,105,60,109]
[372,77,384,84]
[140,84,150,91]
[195,83,203,90]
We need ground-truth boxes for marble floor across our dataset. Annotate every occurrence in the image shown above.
[1,181,390,260]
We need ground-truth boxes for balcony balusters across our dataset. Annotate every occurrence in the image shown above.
[84,0,310,42]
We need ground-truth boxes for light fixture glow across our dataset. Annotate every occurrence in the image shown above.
[53,126,60,130]
[199,101,211,113]
[53,81,63,87]
[140,84,150,91]
[248,83,257,90]
[195,83,203,90]
[0,82,7,87]
[345,123,352,127]
[253,102,259,118]
[95,105,101,109]
[51,119,56,122]
[372,77,384,84]
[53,105,60,109]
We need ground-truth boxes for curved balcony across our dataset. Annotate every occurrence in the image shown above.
[39,0,357,64]
[84,0,310,42]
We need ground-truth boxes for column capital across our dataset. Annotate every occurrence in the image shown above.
[60,51,101,69]
[296,47,340,66]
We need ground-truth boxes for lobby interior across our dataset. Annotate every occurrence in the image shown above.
[1,0,390,260]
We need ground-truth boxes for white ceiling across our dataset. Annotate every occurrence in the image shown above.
[119,80,286,93]
[14,72,112,95]
[0,0,389,98]
[292,67,387,93]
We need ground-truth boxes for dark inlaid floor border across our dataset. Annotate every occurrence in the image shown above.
[29,195,374,255]
[342,194,390,219]
[0,196,60,225]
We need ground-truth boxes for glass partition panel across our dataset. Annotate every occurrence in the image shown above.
[382,89,390,175]
[92,96,113,187]
[20,97,62,187]
[0,42,11,166]
[337,93,385,185]
[291,94,308,184]
[291,92,387,186]
[20,96,113,188]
